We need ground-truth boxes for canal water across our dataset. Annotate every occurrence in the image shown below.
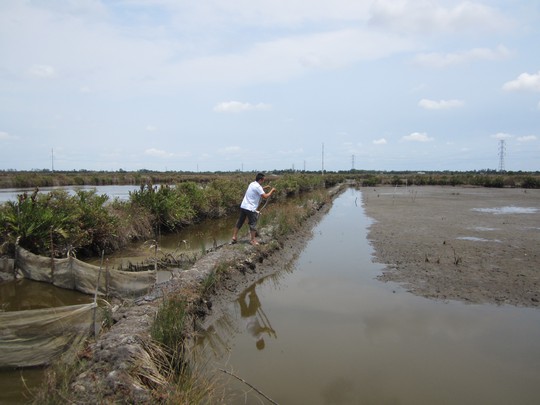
[197,188,540,404]
[0,184,140,204]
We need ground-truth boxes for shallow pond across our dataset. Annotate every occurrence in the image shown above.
[197,188,540,404]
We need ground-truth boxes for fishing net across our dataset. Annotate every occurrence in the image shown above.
[16,246,155,297]
[0,248,156,368]
[0,302,97,368]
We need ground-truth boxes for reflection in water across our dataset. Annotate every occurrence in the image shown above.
[195,268,292,362]
[238,281,276,350]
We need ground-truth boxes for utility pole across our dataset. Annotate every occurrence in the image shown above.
[51,148,54,172]
[321,143,325,175]
[498,140,506,172]
[351,154,355,170]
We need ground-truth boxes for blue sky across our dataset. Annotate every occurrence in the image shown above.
[1,0,539,172]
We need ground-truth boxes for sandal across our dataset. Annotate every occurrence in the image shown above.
[230,238,237,244]
[250,240,260,246]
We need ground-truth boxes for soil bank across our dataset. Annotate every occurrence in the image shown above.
[362,186,540,308]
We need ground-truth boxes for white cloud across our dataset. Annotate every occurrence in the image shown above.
[402,132,433,142]
[517,135,537,142]
[419,99,464,110]
[218,146,243,155]
[145,148,174,158]
[491,132,512,140]
[0,2,413,92]
[369,1,513,35]
[174,0,373,26]
[414,45,511,68]
[278,147,304,155]
[502,71,540,92]
[146,125,158,132]
[214,101,271,113]
[178,28,415,87]
[373,138,387,145]
[27,64,56,78]
[0,130,17,140]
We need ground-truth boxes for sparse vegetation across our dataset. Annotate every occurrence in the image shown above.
[151,295,190,370]
[1,173,342,259]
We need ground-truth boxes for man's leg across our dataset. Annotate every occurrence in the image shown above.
[232,209,247,242]
[247,211,260,245]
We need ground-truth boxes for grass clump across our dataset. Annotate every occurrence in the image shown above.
[151,296,189,361]
[149,294,225,404]
[200,260,234,297]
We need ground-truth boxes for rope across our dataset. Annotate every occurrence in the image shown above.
[219,369,279,404]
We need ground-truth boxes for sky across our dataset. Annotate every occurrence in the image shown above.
[1,0,539,173]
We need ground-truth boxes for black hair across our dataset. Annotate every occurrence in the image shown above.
[255,173,265,182]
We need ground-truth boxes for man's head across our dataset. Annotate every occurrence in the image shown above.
[255,173,265,182]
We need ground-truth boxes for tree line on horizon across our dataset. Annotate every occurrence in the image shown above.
[1,168,539,190]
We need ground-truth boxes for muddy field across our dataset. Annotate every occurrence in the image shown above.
[362,186,540,308]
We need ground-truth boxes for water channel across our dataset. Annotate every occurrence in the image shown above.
[0,184,140,204]
[197,188,540,404]
[2,187,540,404]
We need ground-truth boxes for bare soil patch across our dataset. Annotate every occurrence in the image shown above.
[362,186,540,307]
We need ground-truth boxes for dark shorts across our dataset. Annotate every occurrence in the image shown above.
[236,208,259,232]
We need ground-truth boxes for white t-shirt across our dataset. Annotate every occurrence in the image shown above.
[240,181,264,211]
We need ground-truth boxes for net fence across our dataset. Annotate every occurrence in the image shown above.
[16,246,156,297]
[0,302,97,368]
[0,247,157,368]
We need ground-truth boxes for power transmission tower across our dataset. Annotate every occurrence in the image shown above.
[351,154,355,170]
[498,140,506,172]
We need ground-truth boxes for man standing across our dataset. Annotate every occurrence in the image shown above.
[232,173,276,246]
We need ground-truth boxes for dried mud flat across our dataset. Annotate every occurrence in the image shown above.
[362,186,540,308]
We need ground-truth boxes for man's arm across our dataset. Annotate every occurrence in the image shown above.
[262,187,276,199]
